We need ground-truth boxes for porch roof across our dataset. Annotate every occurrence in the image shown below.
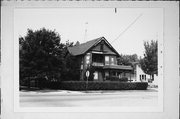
[103,65,133,70]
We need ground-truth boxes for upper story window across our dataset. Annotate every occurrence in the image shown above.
[105,56,109,65]
[111,57,115,65]
[86,55,90,60]
[86,53,90,64]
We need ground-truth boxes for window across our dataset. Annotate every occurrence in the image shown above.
[111,57,115,65]
[105,71,109,77]
[111,57,114,61]
[86,57,90,64]
[94,71,98,80]
[92,54,103,63]
[119,73,123,78]
[105,56,109,65]
[86,55,90,60]
[86,54,90,64]
[142,75,144,79]
[140,75,146,81]
[80,65,83,70]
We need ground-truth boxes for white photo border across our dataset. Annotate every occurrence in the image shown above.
[1,1,179,119]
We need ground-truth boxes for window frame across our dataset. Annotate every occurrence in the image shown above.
[105,56,110,65]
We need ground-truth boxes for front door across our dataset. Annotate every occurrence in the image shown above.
[98,72,103,81]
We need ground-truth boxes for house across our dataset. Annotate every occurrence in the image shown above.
[67,37,133,81]
[131,62,158,85]
[131,62,149,82]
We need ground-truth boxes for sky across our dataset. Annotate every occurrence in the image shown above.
[14,8,163,57]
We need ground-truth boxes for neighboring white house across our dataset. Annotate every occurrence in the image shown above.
[132,63,158,85]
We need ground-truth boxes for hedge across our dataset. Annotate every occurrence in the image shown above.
[106,76,128,82]
[41,81,148,90]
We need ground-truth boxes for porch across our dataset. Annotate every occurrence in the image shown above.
[92,65,134,82]
[103,65,134,82]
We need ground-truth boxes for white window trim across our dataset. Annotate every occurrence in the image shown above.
[105,56,109,65]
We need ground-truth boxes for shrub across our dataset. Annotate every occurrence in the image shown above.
[41,81,148,90]
[106,76,128,82]
[119,77,128,82]
[109,76,119,81]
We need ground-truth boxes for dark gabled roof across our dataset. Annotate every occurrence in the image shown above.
[68,37,120,56]
[68,37,102,56]
[103,65,133,70]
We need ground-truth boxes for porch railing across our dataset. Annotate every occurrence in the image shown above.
[92,62,104,67]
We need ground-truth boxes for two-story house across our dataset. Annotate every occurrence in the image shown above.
[67,37,133,81]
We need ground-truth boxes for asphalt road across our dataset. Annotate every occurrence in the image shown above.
[20,89,158,107]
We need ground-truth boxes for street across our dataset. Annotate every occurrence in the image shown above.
[20,89,158,107]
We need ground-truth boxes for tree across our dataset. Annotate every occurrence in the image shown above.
[117,54,139,66]
[140,40,158,81]
[63,53,80,81]
[19,28,65,83]
[62,40,81,81]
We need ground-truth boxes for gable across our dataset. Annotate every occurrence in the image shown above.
[90,39,119,56]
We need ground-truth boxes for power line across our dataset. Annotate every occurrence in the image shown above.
[112,13,143,44]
